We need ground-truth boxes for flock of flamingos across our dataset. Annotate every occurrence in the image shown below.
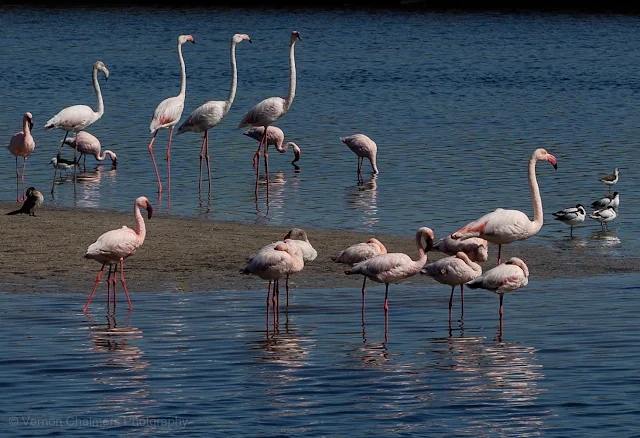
[6,30,622,335]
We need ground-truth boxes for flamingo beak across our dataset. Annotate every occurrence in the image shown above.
[425,235,434,252]
[28,119,34,131]
[146,203,153,219]
[548,154,558,170]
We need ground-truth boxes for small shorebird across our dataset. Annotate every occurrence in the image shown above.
[552,204,586,236]
[599,168,619,194]
[49,157,78,178]
[6,187,43,216]
[589,206,617,230]
[591,192,619,210]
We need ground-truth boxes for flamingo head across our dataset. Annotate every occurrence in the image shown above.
[505,257,529,278]
[25,112,34,131]
[233,33,252,44]
[291,30,302,43]
[284,228,308,242]
[286,142,301,165]
[93,61,109,81]
[534,148,557,170]
[136,196,153,219]
[419,227,435,252]
[179,35,195,45]
[368,238,387,254]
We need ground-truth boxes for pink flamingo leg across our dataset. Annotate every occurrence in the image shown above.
[498,294,504,338]
[384,283,389,312]
[497,245,502,265]
[119,259,133,311]
[448,286,454,325]
[460,284,465,319]
[198,133,206,196]
[20,157,28,202]
[167,127,174,205]
[205,131,212,197]
[56,131,70,155]
[14,156,20,202]
[285,274,289,308]
[148,132,163,193]
[83,263,106,312]
[112,264,118,312]
[264,144,270,198]
[106,264,113,310]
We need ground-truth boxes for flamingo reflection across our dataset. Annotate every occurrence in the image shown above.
[346,175,379,229]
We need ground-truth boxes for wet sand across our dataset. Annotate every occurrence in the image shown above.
[0,200,636,296]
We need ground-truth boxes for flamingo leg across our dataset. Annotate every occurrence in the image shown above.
[361,276,367,301]
[499,294,504,333]
[264,144,270,198]
[384,283,389,312]
[106,264,113,310]
[20,157,28,202]
[198,132,206,196]
[14,156,20,202]
[119,259,133,311]
[460,284,465,319]
[448,286,454,324]
[56,131,70,155]
[497,245,502,265]
[73,143,78,197]
[112,263,118,312]
[83,263,106,312]
[167,127,174,205]
[285,274,289,308]
[148,131,162,193]
[205,130,212,197]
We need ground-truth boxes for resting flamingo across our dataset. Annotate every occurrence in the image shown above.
[451,148,557,265]
[63,131,117,168]
[177,33,251,197]
[340,133,379,180]
[238,31,301,191]
[420,251,482,324]
[465,256,529,336]
[83,196,153,312]
[7,112,35,202]
[243,126,301,170]
[148,34,195,202]
[345,227,434,313]
[45,61,109,192]
[332,238,387,300]
[432,235,488,263]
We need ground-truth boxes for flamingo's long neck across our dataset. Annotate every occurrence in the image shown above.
[178,42,187,99]
[96,150,116,162]
[22,116,31,137]
[224,40,239,113]
[134,202,147,244]
[413,231,428,269]
[283,39,298,113]
[93,66,104,119]
[529,155,544,233]
[370,152,379,174]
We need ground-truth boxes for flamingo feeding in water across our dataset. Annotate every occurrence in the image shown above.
[552,204,586,237]
[147,34,195,202]
[340,133,379,180]
[432,235,488,263]
[83,196,153,312]
[243,126,301,170]
[451,148,557,265]
[238,31,301,191]
[7,112,35,202]
[177,33,251,197]
[332,238,387,299]
[45,61,109,192]
[63,131,117,168]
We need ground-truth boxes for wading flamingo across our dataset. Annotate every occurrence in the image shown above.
[83,196,153,312]
[243,126,301,170]
[420,251,482,323]
[63,131,117,168]
[177,33,251,197]
[552,204,586,237]
[148,34,195,201]
[465,256,529,335]
[7,112,35,202]
[238,31,301,191]
[451,148,557,265]
[6,187,43,216]
[332,238,387,299]
[589,205,617,230]
[591,192,619,210]
[599,168,619,194]
[45,61,109,192]
[432,235,488,263]
[340,133,379,180]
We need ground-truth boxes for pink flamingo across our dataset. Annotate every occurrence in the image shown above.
[7,112,35,202]
[45,61,110,192]
[420,251,482,323]
[177,33,251,197]
[451,148,557,265]
[63,131,117,168]
[332,238,387,299]
[243,126,301,170]
[432,235,488,263]
[148,34,195,201]
[340,133,379,180]
[238,31,301,191]
[83,196,153,312]
[465,256,529,335]
[345,227,434,313]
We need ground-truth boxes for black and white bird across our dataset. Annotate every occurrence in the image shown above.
[6,187,44,216]
[552,204,586,236]
[599,168,619,194]
[589,206,617,230]
[591,191,619,210]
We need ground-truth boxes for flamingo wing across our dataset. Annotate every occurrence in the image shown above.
[238,97,286,128]
[348,253,415,284]
[453,208,531,244]
[150,96,185,133]
[177,100,227,134]
[45,105,95,131]
[84,226,140,263]
[466,263,528,293]
[333,242,382,265]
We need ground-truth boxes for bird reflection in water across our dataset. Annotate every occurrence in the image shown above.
[346,175,379,229]
[254,310,309,371]
[591,229,621,248]
[359,301,389,366]
[254,170,301,220]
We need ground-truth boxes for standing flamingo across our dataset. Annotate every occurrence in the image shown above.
[465,256,529,335]
[45,61,110,192]
[148,34,195,202]
[7,112,35,202]
[243,126,301,170]
[340,133,379,180]
[432,235,488,263]
[238,31,301,191]
[420,251,482,323]
[451,148,557,265]
[177,33,251,197]
[83,196,153,312]
[63,131,117,168]
[332,238,387,299]
[345,227,434,314]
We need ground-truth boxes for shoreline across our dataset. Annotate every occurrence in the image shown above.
[1,201,637,296]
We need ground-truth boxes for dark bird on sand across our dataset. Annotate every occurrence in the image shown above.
[6,187,43,216]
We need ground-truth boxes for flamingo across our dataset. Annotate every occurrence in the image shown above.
[552,204,586,237]
[432,235,488,263]
[238,30,301,191]
[83,196,153,312]
[243,126,301,170]
[177,33,251,197]
[332,238,387,299]
[63,131,117,168]
[248,228,317,263]
[599,168,619,194]
[7,112,35,202]
[420,251,482,323]
[589,205,617,230]
[345,227,434,313]
[591,192,619,210]
[451,148,557,265]
[45,61,109,192]
[242,238,305,310]
[6,187,43,216]
[465,257,529,334]
[340,133,379,180]
[148,34,195,202]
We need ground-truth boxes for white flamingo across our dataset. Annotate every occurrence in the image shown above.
[238,31,301,190]
[451,148,557,265]
[552,204,586,236]
[147,34,195,202]
[177,33,251,197]
[432,235,488,263]
[340,133,379,179]
[7,112,35,202]
[421,251,482,323]
[243,126,301,170]
[63,131,117,168]
[332,238,387,298]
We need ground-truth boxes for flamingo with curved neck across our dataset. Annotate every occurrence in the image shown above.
[8,112,36,202]
[64,131,117,168]
[451,148,557,264]
[243,126,301,169]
